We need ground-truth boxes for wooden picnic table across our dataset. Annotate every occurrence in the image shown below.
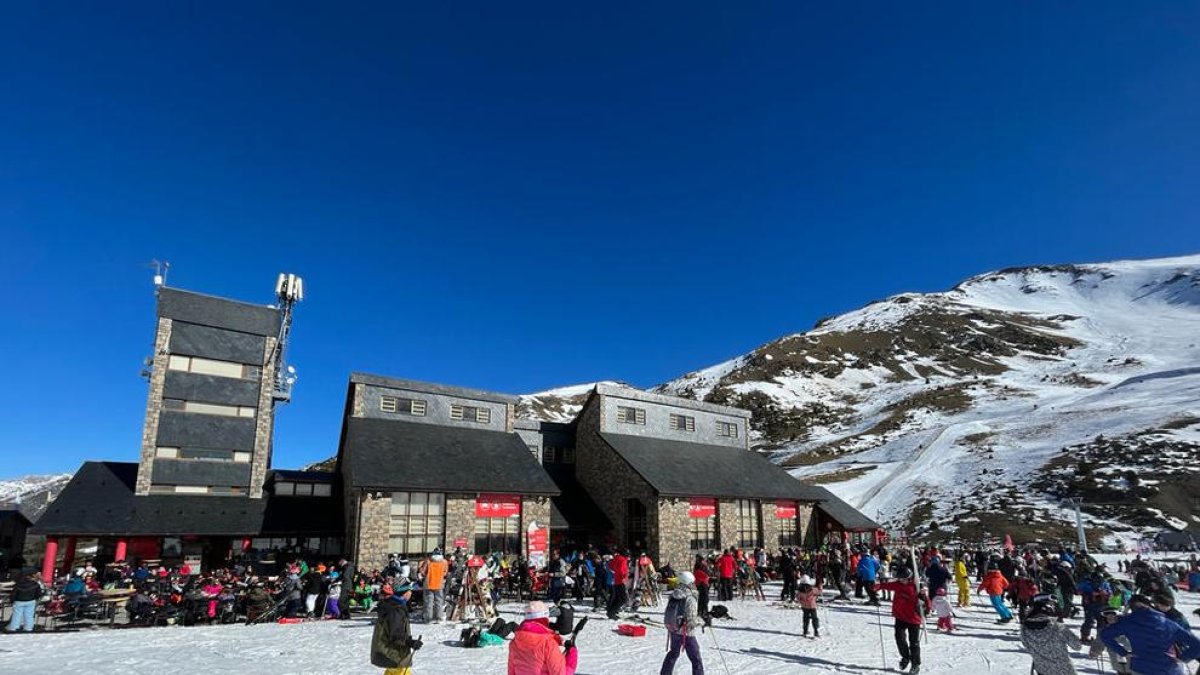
[97,594,133,626]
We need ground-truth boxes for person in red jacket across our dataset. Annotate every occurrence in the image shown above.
[606,551,630,620]
[716,549,736,602]
[508,601,578,675]
[876,567,927,674]
[692,554,711,617]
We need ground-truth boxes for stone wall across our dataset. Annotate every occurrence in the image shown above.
[353,491,392,572]
[575,395,658,555]
[717,499,738,551]
[761,501,781,551]
[135,317,172,495]
[656,498,691,568]
[521,496,551,557]
[248,335,277,498]
[446,494,475,551]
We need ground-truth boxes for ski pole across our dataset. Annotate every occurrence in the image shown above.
[706,623,733,675]
[875,595,887,670]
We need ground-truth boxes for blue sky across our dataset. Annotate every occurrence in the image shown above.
[2,3,1199,475]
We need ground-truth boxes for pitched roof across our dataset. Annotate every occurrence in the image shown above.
[806,486,880,532]
[342,417,559,495]
[598,432,825,501]
[350,372,518,405]
[549,475,612,531]
[0,510,31,526]
[32,462,341,537]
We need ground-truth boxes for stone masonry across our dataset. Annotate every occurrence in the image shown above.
[521,496,551,557]
[761,501,781,551]
[574,396,659,556]
[248,335,278,498]
[446,494,475,550]
[656,497,692,568]
[354,491,392,572]
[135,317,172,495]
[717,499,739,550]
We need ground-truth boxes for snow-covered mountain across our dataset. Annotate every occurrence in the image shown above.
[516,381,629,423]
[0,474,73,521]
[652,255,1200,544]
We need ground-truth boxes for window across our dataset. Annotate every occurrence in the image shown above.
[617,406,646,425]
[450,403,490,424]
[669,414,695,432]
[717,421,740,438]
[778,516,798,548]
[313,483,332,497]
[735,499,762,549]
[624,498,648,551]
[380,396,427,416]
[689,513,718,552]
[561,446,576,464]
[155,447,179,459]
[163,399,256,418]
[542,446,558,464]
[474,515,520,554]
[389,492,446,556]
[167,355,256,380]
[232,452,252,463]
[275,482,295,496]
[156,447,252,463]
[293,483,314,497]
[175,485,209,494]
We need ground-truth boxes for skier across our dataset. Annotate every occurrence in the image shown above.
[876,567,927,674]
[1011,568,1040,623]
[931,587,955,633]
[1100,594,1200,675]
[716,549,735,602]
[660,571,704,675]
[326,572,343,619]
[693,554,711,618]
[508,600,579,675]
[953,553,972,607]
[1078,571,1113,642]
[779,551,797,602]
[795,574,822,638]
[606,550,630,620]
[857,550,881,606]
[422,550,448,624]
[978,565,1013,623]
[370,583,422,675]
[1020,594,1082,675]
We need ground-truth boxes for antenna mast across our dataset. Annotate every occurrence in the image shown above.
[271,273,304,403]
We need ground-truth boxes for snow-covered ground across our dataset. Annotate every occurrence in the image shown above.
[4,578,1197,674]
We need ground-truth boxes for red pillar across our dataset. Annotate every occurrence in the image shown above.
[42,538,59,581]
[114,538,128,562]
[61,537,78,571]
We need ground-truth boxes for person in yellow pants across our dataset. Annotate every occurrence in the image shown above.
[954,554,972,608]
[371,583,422,675]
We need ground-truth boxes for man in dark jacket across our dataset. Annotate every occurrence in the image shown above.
[779,552,797,602]
[337,558,355,619]
[371,584,421,674]
[1100,595,1199,675]
[925,556,952,596]
[6,570,43,632]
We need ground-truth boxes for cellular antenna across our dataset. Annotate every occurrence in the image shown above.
[148,260,170,287]
[271,273,304,403]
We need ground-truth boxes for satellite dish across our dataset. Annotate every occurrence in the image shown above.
[287,366,296,374]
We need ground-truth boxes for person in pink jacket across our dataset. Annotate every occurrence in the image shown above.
[507,601,578,675]
[201,579,224,619]
[795,575,823,638]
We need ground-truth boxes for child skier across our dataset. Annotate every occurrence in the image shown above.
[931,587,955,633]
[795,575,822,638]
[978,566,1013,623]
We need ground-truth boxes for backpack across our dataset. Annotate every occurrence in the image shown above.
[663,595,687,633]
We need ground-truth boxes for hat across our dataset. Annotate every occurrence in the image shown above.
[1059,561,1072,569]
[524,601,550,621]
[676,571,695,587]
[798,575,814,586]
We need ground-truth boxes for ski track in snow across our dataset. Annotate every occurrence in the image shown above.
[3,573,1197,674]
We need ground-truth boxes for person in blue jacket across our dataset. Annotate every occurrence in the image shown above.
[858,552,881,606]
[925,556,952,597]
[1099,595,1200,675]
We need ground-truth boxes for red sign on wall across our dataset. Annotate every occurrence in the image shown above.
[527,523,549,567]
[775,500,798,519]
[689,498,716,519]
[476,494,521,518]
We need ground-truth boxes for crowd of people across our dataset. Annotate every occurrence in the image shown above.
[5,541,1200,675]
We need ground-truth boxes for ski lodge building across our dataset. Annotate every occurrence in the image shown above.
[32,278,878,577]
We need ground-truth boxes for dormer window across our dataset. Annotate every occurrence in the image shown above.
[380,396,427,416]
[717,421,739,438]
[617,406,646,425]
[450,403,491,424]
[669,414,695,432]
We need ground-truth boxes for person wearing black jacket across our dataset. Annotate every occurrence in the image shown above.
[6,570,43,632]
[303,568,324,617]
[371,584,421,674]
[337,558,355,619]
[779,551,797,602]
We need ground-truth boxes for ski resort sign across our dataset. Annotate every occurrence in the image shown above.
[775,501,798,519]
[476,494,520,518]
[688,498,716,519]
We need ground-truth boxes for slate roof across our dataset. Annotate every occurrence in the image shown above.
[157,287,281,337]
[549,475,612,531]
[0,510,31,526]
[342,417,559,495]
[32,462,341,537]
[598,433,826,501]
[806,486,880,532]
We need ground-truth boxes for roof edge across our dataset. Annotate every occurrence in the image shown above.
[350,372,519,404]
[595,383,750,418]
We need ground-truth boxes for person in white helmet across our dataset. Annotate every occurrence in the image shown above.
[661,571,704,675]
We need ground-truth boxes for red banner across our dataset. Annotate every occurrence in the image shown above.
[476,494,521,518]
[527,524,549,566]
[775,500,797,519]
[689,498,716,519]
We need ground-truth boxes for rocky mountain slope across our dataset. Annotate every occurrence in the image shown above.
[0,474,73,521]
[650,255,1200,544]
